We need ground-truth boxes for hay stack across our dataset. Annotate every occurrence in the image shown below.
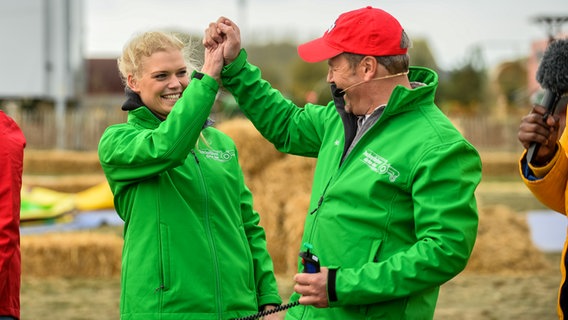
[479,151,520,178]
[24,150,102,175]
[465,205,552,274]
[217,118,315,275]
[249,155,316,275]
[216,118,285,178]
[23,150,105,193]
[21,232,122,278]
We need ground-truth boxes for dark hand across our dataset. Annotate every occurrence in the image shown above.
[518,105,559,165]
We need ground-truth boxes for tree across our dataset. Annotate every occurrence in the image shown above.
[289,59,330,105]
[247,42,298,95]
[408,38,439,72]
[438,46,488,114]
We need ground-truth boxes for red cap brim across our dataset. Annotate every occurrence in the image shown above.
[297,37,343,63]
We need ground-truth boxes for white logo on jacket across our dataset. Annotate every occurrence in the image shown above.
[198,149,236,162]
[361,150,399,182]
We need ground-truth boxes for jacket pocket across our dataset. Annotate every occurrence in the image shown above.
[159,223,171,291]
[239,231,255,290]
[368,239,383,263]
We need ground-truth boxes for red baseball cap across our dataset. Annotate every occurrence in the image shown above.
[298,6,407,63]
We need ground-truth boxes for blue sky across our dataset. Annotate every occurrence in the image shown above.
[85,0,568,69]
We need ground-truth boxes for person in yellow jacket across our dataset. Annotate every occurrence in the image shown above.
[518,103,568,319]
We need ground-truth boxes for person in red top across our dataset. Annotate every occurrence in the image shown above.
[0,111,26,320]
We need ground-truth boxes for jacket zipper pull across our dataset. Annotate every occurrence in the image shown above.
[309,196,323,215]
[309,179,332,215]
[191,149,199,164]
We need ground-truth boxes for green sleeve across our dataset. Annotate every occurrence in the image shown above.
[222,49,330,158]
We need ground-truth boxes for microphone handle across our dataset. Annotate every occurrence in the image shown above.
[526,142,540,164]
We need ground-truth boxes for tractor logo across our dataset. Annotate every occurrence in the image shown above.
[198,149,235,163]
[361,150,399,182]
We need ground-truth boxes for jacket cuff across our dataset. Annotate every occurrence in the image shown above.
[259,303,280,312]
[191,71,204,80]
[191,70,219,91]
[257,292,283,309]
[221,49,248,80]
[328,267,338,302]
[527,143,560,178]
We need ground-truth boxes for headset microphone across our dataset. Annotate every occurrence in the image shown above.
[332,71,409,97]
[526,38,568,163]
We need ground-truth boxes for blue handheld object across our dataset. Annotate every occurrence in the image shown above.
[230,243,320,320]
[299,243,320,273]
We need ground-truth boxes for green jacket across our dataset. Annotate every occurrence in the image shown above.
[98,72,281,320]
[222,50,482,320]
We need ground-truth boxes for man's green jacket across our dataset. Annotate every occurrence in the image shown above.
[222,50,482,320]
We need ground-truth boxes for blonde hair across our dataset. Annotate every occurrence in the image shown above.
[118,31,209,147]
[117,31,201,86]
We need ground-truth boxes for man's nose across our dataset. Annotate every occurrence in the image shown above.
[326,69,333,83]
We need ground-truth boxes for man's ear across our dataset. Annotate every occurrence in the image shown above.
[361,56,378,80]
[127,74,140,93]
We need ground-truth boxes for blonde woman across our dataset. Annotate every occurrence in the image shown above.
[98,31,281,320]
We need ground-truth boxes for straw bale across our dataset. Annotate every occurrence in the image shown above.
[23,174,107,193]
[479,152,520,177]
[24,150,102,175]
[216,118,285,178]
[282,195,311,275]
[23,149,105,193]
[250,155,316,275]
[465,205,552,275]
[252,188,287,272]
[21,232,122,278]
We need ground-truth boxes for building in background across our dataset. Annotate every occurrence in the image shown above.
[0,0,84,149]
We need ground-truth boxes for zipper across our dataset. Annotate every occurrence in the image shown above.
[192,149,223,318]
[308,179,331,215]
[305,133,356,249]
[304,178,333,264]
[156,188,166,309]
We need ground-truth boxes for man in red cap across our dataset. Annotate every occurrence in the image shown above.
[205,6,482,319]
[0,110,25,320]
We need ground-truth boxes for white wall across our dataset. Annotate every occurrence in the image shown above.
[0,0,84,99]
